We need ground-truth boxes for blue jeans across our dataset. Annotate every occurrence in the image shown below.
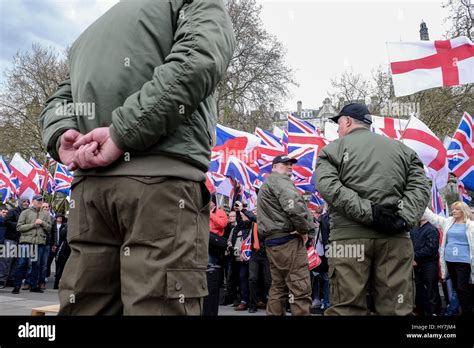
[38,245,50,285]
[312,272,330,308]
[14,245,44,289]
[14,256,33,288]
[445,291,460,316]
[208,254,219,266]
[239,261,249,304]
[0,239,17,282]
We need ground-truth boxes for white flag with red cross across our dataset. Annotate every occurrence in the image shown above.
[401,116,449,188]
[387,36,474,96]
[370,115,409,140]
[9,153,40,201]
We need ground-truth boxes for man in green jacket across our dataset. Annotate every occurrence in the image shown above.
[257,155,315,315]
[39,0,235,315]
[12,195,51,294]
[314,103,431,315]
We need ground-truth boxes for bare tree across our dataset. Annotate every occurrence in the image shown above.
[216,0,297,132]
[403,85,474,139]
[443,0,474,40]
[0,43,68,163]
[328,67,394,114]
[329,69,371,108]
[328,66,473,140]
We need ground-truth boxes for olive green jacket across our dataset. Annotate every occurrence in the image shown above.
[17,207,51,245]
[314,127,431,241]
[40,0,235,180]
[257,172,315,241]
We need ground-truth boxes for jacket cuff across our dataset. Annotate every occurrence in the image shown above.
[48,131,64,163]
[109,124,127,151]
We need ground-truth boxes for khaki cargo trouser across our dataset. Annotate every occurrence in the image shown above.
[325,238,415,316]
[59,176,210,315]
[266,237,312,316]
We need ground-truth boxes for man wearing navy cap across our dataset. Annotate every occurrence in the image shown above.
[314,103,430,315]
[257,154,315,315]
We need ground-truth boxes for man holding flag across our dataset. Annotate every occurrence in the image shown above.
[315,103,431,315]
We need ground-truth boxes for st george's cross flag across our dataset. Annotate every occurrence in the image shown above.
[9,154,40,201]
[401,116,449,188]
[387,36,474,96]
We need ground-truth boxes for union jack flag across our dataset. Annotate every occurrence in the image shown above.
[255,127,285,149]
[215,177,235,204]
[292,165,313,181]
[294,179,314,195]
[29,157,48,192]
[205,172,217,194]
[222,156,258,193]
[308,191,325,211]
[254,144,285,176]
[312,191,325,205]
[209,151,224,174]
[46,153,57,167]
[0,156,18,203]
[46,171,55,194]
[287,115,328,172]
[457,179,472,205]
[288,115,328,152]
[240,233,252,261]
[209,171,226,187]
[242,188,257,210]
[54,163,73,196]
[448,112,474,190]
[431,184,445,216]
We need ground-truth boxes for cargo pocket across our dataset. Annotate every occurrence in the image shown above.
[166,269,208,300]
[67,176,90,240]
[195,182,210,268]
[289,272,310,298]
[328,266,340,305]
[128,176,182,241]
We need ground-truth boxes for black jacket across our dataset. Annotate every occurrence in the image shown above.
[235,209,256,241]
[0,216,6,243]
[4,207,22,242]
[51,222,68,246]
[55,223,70,261]
[230,210,256,246]
[318,212,330,246]
[313,212,330,273]
[410,222,439,264]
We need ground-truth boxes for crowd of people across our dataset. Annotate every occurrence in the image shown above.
[0,195,70,293]
[26,0,471,317]
[208,187,474,317]
[207,104,474,317]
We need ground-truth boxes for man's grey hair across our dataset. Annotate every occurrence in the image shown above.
[352,118,371,129]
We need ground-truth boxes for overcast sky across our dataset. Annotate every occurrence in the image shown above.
[0,0,448,110]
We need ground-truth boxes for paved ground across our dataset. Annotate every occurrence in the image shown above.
[0,279,270,316]
[0,278,59,315]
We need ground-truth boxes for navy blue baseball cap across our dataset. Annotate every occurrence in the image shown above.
[330,103,372,125]
[32,194,44,201]
[272,154,297,165]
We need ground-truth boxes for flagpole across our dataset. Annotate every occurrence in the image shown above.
[398,111,415,143]
[218,194,224,208]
